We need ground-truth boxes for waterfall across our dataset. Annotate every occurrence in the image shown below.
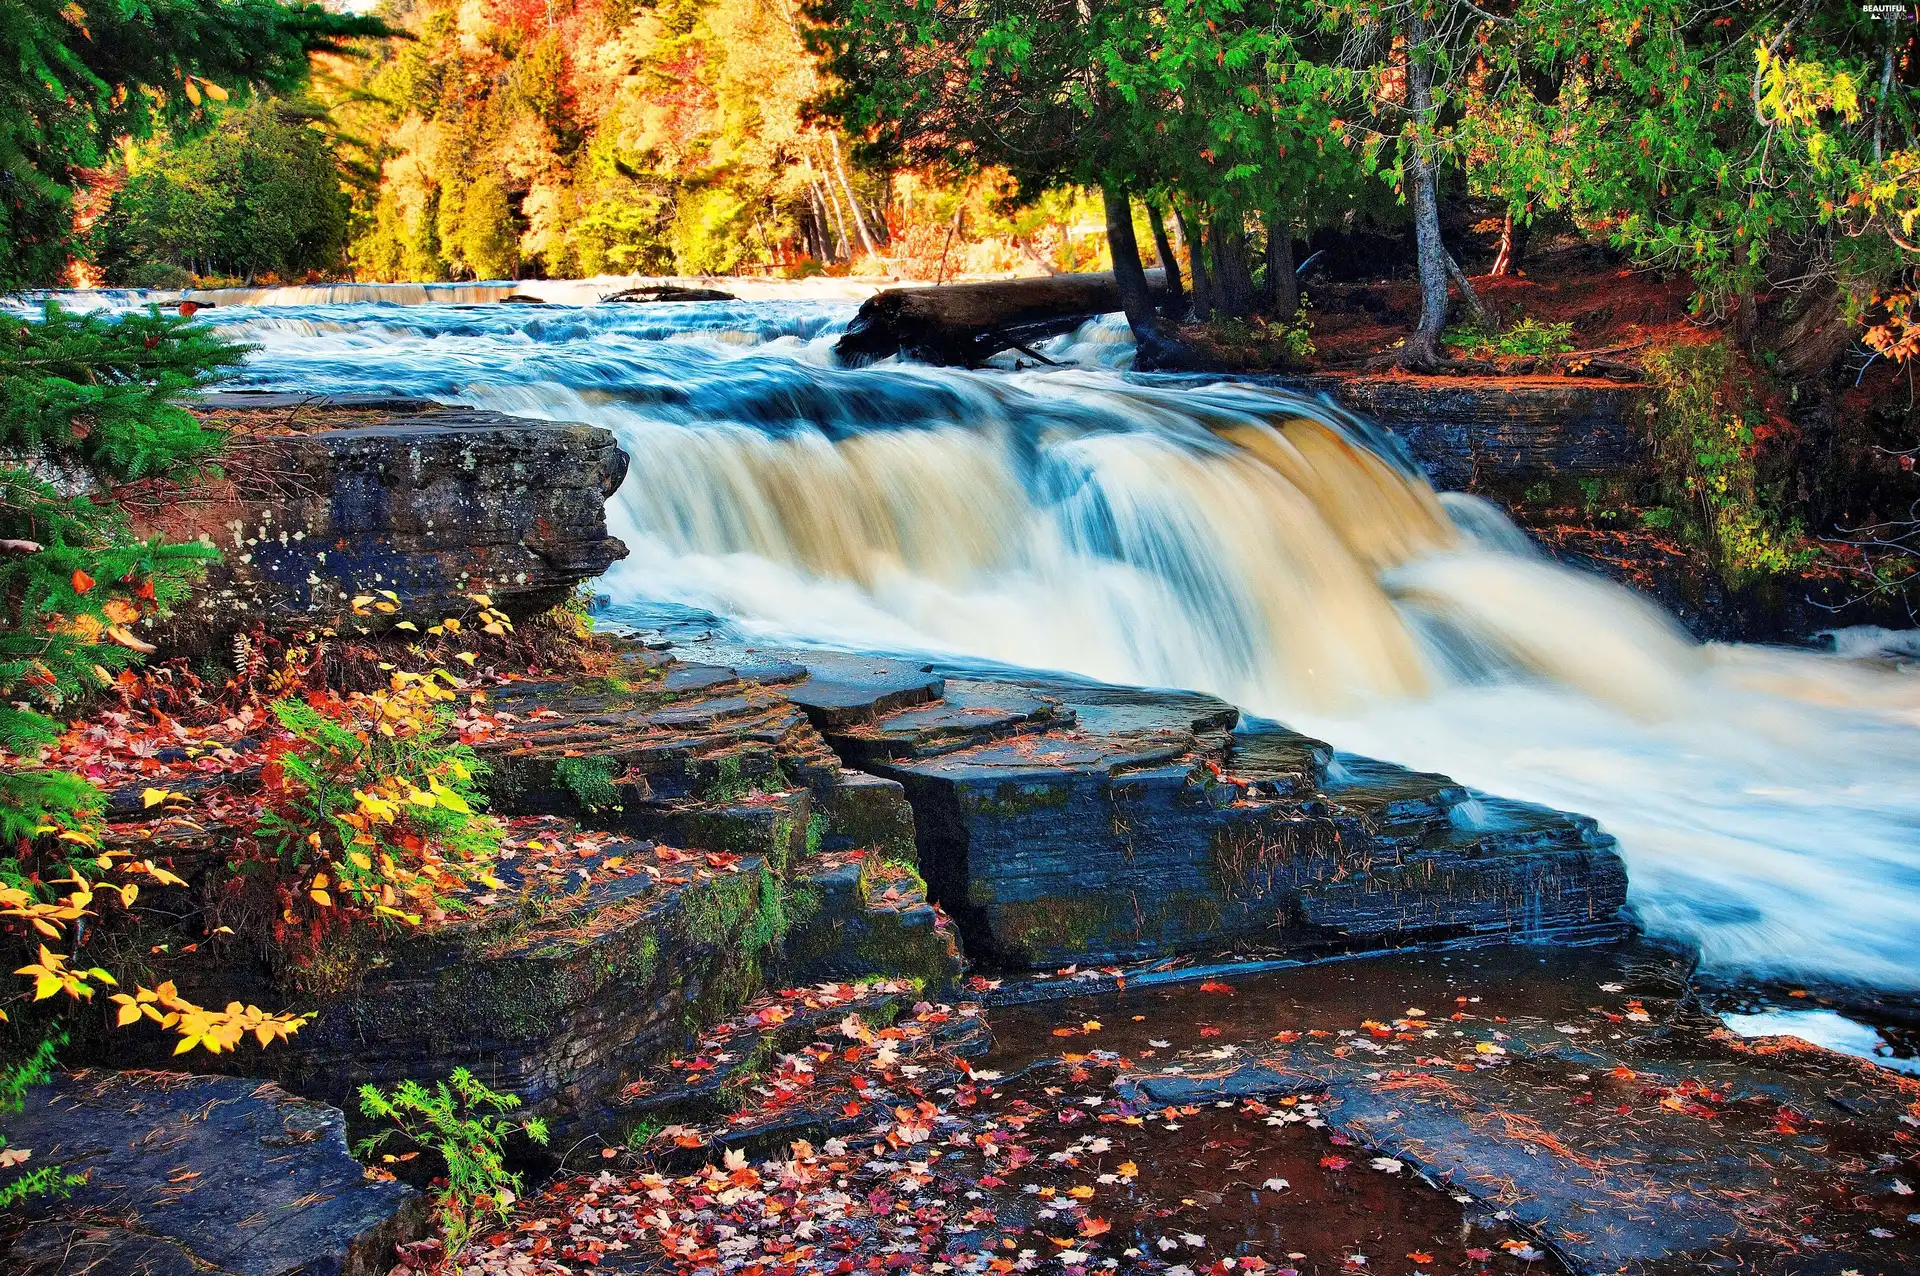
[161,295,1920,990]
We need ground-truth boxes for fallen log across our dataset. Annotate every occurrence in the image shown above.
[836,270,1167,367]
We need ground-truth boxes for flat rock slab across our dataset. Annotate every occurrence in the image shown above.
[824,679,1069,767]
[0,1070,423,1276]
[781,653,945,728]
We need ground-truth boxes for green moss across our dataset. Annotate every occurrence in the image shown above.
[804,811,827,857]
[703,753,750,803]
[554,756,620,812]
[990,893,1122,964]
[964,781,1072,820]
[786,882,823,930]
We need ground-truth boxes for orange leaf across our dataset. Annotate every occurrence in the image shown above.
[71,569,95,594]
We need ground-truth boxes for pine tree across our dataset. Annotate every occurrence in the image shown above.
[1,305,245,843]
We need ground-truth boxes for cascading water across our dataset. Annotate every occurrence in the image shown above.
[86,289,1920,990]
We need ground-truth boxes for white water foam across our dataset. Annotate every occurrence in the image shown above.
[102,294,1920,990]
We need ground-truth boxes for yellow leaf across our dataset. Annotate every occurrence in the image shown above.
[312,872,329,889]
[394,621,419,632]
[434,787,472,815]
[309,889,333,908]
[173,1035,200,1055]
[182,76,201,105]
[349,851,373,871]
[200,78,228,101]
[32,976,63,1000]
[142,787,172,808]
[117,1001,143,1027]
[57,829,97,847]
[469,593,492,606]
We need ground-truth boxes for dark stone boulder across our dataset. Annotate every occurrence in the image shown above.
[783,853,963,994]
[0,1070,425,1276]
[141,408,629,644]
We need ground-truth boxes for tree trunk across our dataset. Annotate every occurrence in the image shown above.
[1447,252,1491,330]
[1102,185,1179,367]
[1264,214,1298,320]
[1145,201,1184,317]
[829,132,878,255]
[836,267,1171,367]
[1173,204,1214,321]
[1399,12,1451,370]
[1210,218,1255,319]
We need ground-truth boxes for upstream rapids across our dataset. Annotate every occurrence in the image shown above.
[48,286,1920,992]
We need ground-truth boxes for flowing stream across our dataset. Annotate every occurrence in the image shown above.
[76,289,1920,991]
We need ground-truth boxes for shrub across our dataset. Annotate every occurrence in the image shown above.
[1445,316,1575,358]
[356,1068,550,1258]
[254,668,502,940]
[1644,342,1817,584]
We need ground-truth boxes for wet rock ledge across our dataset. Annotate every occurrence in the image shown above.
[1,1070,425,1276]
[79,646,1628,1145]
[147,395,629,640]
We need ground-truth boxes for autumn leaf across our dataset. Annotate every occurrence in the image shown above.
[71,569,95,593]
[1199,980,1235,994]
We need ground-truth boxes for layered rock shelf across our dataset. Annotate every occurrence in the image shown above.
[149,397,630,641]
[806,662,1629,968]
[76,642,1629,1148]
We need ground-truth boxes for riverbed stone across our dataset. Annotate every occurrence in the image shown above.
[0,1070,425,1276]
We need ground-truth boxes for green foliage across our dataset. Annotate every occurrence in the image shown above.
[1644,343,1817,584]
[2,306,238,479]
[355,1068,550,1258]
[0,1038,84,1209]
[1445,317,1575,358]
[256,674,500,928]
[1471,0,1919,310]
[0,306,240,843]
[93,98,352,285]
[0,0,386,287]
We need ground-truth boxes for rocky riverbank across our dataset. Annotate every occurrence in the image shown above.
[7,394,1914,1276]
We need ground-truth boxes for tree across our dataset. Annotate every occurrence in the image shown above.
[1471,1,1920,341]
[0,0,383,287]
[1323,0,1497,367]
[94,98,353,285]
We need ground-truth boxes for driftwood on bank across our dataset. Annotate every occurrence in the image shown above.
[836,270,1167,367]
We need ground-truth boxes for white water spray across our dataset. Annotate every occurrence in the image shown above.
[173,295,1920,989]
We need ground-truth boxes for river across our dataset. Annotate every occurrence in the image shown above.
[64,287,1920,993]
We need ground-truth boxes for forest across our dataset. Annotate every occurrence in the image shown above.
[31,1,1920,366]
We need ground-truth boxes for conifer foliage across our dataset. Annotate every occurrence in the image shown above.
[0,305,244,843]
